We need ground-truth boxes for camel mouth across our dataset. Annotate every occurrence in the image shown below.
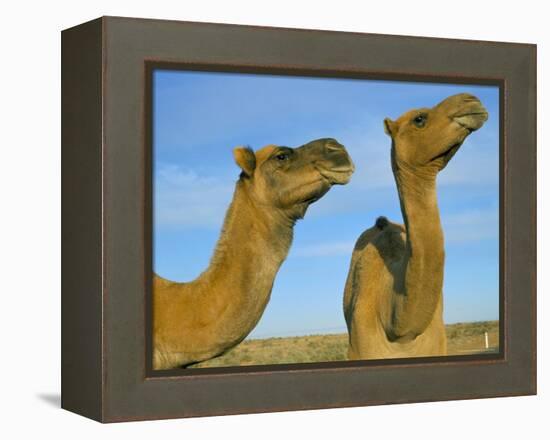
[294,177,332,208]
[429,107,487,165]
[318,169,354,185]
[303,195,321,205]
[314,144,355,185]
[430,107,487,165]
[453,109,489,132]
[430,142,462,164]
[316,165,355,185]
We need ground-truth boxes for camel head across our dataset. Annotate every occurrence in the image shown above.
[233,138,355,220]
[384,93,488,175]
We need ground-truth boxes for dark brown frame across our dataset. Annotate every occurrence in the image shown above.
[62,16,536,423]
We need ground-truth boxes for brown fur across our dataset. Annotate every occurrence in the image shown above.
[154,138,354,369]
[344,94,489,360]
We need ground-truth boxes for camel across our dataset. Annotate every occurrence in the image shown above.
[154,138,354,369]
[343,93,488,360]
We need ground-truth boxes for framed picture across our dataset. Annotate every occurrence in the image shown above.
[61,16,536,422]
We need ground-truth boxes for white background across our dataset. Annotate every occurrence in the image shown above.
[0,0,546,438]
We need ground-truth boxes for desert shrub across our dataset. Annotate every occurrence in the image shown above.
[194,321,498,368]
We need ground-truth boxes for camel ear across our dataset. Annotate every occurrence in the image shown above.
[233,146,256,177]
[384,118,396,137]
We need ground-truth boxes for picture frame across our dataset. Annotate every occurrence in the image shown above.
[61,16,536,422]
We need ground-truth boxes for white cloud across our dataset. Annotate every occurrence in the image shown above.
[290,207,498,259]
[153,120,499,233]
[438,138,499,187]
[154,164,234,228]
[443,208,499,243]
[291,240,356,258]
[345,129,498,190]
[293,121,499,222]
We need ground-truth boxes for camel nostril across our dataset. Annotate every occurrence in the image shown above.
[462,95,481,104]
[325,141,344,153]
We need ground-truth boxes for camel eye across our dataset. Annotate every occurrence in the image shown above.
[413,114,427,128]
[275,152,290,161]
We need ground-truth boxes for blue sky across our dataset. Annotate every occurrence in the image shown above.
[153,69,500,339]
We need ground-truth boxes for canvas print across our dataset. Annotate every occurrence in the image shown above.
[151,70,499,370]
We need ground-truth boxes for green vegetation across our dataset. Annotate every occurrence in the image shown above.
[193,320,499,368]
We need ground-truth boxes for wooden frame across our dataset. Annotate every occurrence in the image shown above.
[61,16,536,423]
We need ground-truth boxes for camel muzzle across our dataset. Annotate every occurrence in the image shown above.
[298,138,355,185]
[318,145,355,184]
[451,96,489,131]
[453,110,488,131]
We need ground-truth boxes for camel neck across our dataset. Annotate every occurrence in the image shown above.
[198,181,293,339]
[391,164,445,341]
[207,182,294,270]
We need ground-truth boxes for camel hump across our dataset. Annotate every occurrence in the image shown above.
[355,217,405,246]
[375,216,389,230]
[154,275,173,289]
